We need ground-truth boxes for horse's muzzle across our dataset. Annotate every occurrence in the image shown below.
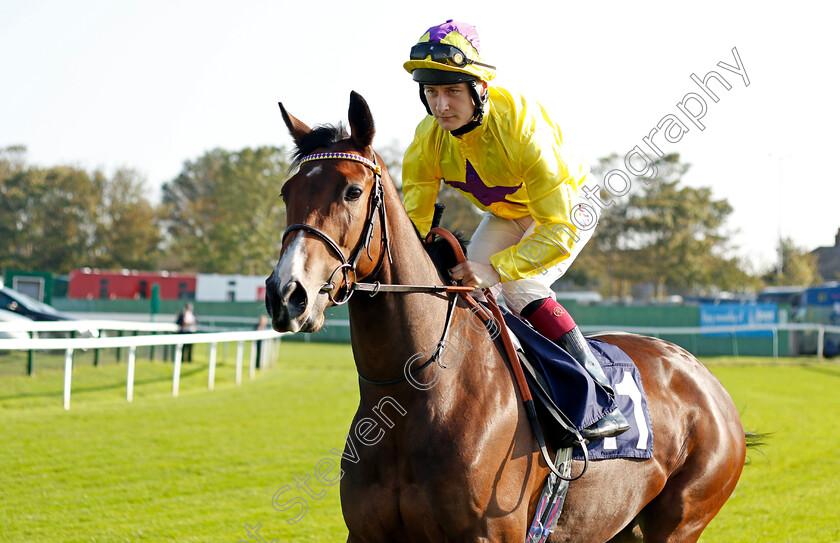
[265,273,309,333]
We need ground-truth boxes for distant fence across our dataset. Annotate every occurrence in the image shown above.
[579,323,840,359]
[246,317,840,358]
[3,319,838,410]
[282,319,840,358]
[0,320,284,410]
[0,319,179,334]
[1,320,180,375]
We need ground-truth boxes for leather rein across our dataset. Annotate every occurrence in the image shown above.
[281,151,586,480]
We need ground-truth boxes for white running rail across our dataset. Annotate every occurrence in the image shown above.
[0,322,284,410]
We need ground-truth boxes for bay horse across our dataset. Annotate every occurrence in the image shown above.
[265,91,747,542]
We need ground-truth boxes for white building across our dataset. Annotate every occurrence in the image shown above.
[196,274,266,302]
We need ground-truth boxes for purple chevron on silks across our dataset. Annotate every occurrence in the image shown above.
[426,19,481,52]
[444,160,522,207]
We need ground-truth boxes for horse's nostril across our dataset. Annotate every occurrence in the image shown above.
[280,280,295,302]
[281,280,308,317]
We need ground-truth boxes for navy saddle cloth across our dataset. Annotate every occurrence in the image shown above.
[501,309,653,461]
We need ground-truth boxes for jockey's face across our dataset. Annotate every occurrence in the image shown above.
[423,82,485,132]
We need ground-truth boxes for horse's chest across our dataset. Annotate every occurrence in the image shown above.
[342,426,531,541]
[341,384,527,539]
[340,427,476,526]
[344,468,482,541]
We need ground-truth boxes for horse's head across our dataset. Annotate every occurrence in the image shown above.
[266,91,387,333]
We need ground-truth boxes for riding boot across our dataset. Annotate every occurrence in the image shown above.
[556,326,630,441]
[521,297,630,441]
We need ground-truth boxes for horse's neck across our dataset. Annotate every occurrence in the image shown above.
[347,183,457,387]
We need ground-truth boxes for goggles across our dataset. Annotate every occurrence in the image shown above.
[409,42,496,70]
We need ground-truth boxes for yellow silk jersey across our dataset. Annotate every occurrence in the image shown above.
[402,86,590,282]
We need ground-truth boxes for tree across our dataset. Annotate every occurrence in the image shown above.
[91,168,162,270]
[762,237,822,286]
[628,180,733,299]
[704,254,762,294]
[571,195,646,298]
[0,146,30,271]
[160,146,289,274]
[0,162,99,273]
[0,145,26,180]
[580,154,739,299]
[1,147,164,273]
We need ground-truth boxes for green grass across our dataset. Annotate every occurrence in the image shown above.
[1,347,839,542]
[700,358,840,542]
[0,342,357,543]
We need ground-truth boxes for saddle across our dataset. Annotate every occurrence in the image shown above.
[517,346,580,449]
[505,315,654,461]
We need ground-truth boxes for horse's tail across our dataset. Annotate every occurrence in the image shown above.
[744,430,770,464]
[745,431,768,448]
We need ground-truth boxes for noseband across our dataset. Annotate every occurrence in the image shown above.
[281,152,391,305]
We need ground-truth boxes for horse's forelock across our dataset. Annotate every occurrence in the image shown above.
[291,123,350,167]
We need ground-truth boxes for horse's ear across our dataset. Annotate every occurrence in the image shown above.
[278,102,311,145]
[348,91,375,150]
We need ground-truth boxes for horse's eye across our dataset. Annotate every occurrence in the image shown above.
[345,186,364,201]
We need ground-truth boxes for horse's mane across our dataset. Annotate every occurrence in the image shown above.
[420,229,470,278]
[291,123,349,167]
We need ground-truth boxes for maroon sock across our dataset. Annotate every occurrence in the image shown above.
[522,298,577,342]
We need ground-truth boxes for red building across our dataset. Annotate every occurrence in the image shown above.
[68,269,197,300]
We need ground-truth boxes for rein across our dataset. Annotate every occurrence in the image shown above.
[282,151,586,481]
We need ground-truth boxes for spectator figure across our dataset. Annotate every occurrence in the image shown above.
[255,315,268,369]
[176,303,198,362]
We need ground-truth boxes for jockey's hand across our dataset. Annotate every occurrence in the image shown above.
[449,261,501,289]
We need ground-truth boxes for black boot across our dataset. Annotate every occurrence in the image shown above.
[557,326,630,441]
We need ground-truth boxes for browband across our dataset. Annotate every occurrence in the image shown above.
[299,152,381,176]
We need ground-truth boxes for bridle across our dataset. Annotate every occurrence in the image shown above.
[281,151,473,305]
[280,150,477,388]
[281,151,390,305]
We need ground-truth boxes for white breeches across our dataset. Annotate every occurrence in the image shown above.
[466,211,594,314]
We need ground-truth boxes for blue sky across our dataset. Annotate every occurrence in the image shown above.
[2,0,838,273]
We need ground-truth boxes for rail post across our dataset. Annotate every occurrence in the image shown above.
[127,346,137,402]
[208,342,218,390]
[63,348,74,410]
[173,344,183,397]
[235,341,244,386]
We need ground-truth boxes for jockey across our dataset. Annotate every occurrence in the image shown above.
[402,20,629,441]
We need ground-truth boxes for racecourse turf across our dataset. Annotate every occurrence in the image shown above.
[0,343,838,542]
